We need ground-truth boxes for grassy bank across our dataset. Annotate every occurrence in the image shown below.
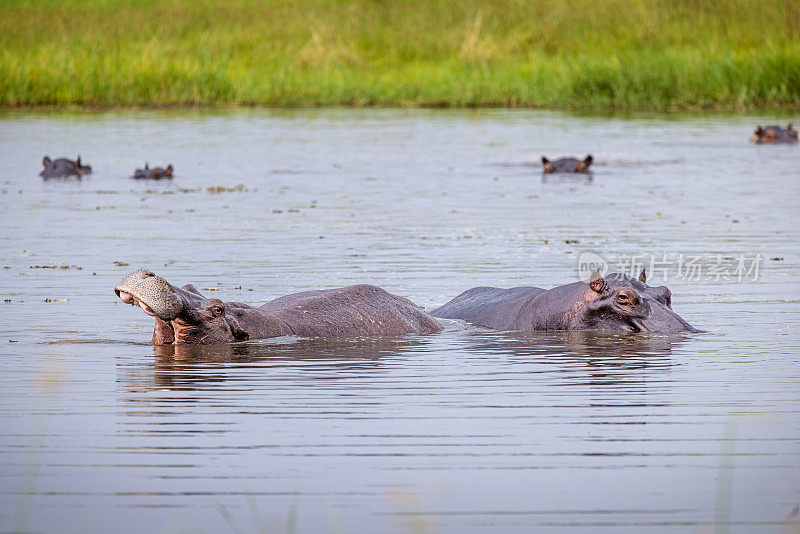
[2,0,799,110]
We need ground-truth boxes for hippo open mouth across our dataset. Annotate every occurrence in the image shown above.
[114,270,186,322]
[116,290,158,317]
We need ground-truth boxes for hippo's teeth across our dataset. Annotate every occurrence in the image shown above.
[138,300,156,316]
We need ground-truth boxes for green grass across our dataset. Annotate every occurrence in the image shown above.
[2,0,800,110]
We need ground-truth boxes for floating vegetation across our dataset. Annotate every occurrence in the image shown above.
[30,264,82,270]
[43,298,68,302]
[207,184,248,194]
[113,261,129,267]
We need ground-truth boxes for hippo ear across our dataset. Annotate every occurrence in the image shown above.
[639,269,647,283]
[755,125,763,135]
[166,164,173,174]
[76,155,81,167]
[181,284,204,297]
[584,155,593,166]
[589,271,605,293]
[43,156,51,167]
[541,156,550,165]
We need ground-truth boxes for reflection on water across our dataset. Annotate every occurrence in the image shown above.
[133,337,424,392]
[540,173,594,185]
[152,335,428,362]
[123,333,681,396]
[1,109,799,533]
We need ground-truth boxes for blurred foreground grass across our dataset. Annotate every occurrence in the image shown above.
[1,0,799,110]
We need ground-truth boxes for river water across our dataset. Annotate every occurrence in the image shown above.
[1,109,798,533]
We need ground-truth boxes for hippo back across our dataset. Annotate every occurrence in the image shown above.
[431,286,546,330]
[260,284,442,337]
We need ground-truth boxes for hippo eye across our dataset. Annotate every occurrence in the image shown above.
[212,305,224,316]
[616,293,630,304]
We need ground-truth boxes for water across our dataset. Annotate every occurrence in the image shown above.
[1,109,798,533]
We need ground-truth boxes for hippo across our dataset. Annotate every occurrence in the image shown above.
[432,270,698,334]
[134,163,174,179]
[750,124,798,144]
[115,270,442,345]
[541,155,593,173]
[40,155,92,178]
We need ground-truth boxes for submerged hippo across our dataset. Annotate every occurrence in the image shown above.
[750,124,798,144]
[541,155,593,173]
[134,163,174,179]
[432,270,698,334]
[115,270,442,345]
[40,155,92,178]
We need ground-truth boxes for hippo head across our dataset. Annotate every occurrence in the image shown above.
[74,155,92,175]
[750,124,799,144]
[574,271,697,334]
[541,155,593,174]
[115,270,250,344]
